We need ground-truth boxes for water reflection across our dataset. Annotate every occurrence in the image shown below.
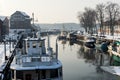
[76,41,96,63]
[49,35,119,80]
[61,40,66,50]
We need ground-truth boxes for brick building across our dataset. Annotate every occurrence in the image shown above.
[0,16,9,40]
[10,11,32,33]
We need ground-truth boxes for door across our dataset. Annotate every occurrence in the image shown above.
[41,70,46,79]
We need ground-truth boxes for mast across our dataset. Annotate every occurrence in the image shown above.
[47,33,53,55]
[32,13,35,38]
[32,13,34,25]
[56,39,58,59]
[47,33,50,48]
[37,27,41,39]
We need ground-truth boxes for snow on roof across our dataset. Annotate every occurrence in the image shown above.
[17,11,29,17]
[0,16,6,21]
[104,35,120,40]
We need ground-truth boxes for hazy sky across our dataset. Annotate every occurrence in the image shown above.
[0,0,119,23]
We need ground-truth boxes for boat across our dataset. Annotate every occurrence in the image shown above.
[100,38,120,77]
[10,31,63,80]
[108,39,120,66]
[75,31,85,42]
[84,37,96,48]
[57,24,67,40]
[58,33,67,40]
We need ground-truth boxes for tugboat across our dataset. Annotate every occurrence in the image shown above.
[10,31,63,80]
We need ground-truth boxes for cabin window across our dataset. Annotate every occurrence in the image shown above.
[50,69,58,78]
[33,42,36,48]
[31,57,40,62]
[39,41,42,47]
[16,71,23,80]
[27,43,30,48]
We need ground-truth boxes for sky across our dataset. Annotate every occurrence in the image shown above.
[0,0,119,23]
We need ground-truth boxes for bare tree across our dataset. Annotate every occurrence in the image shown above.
[78,8,97,34]
[96,3,105,35]
[77,12,88,33]
[105,2,120,36]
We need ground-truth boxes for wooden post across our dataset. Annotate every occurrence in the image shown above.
[4,40,7,60]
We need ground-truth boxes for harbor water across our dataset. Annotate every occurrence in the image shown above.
[46,35,120,80]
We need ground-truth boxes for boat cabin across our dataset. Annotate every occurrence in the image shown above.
[11,36,62,80]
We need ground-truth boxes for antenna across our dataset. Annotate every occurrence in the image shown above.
[32,13,35,38]
[36,27,41,39]
[39,27,41,39]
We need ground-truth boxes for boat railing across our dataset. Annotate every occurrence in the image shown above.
[15,54,58,67]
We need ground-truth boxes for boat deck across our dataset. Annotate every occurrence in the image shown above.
[11,60,62,70]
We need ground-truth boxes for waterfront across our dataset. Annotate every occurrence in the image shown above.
[47,35,120,80]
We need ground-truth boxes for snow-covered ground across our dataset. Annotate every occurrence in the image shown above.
[101,66,120,76]
[0,43,14,67]
[91,32,120,41]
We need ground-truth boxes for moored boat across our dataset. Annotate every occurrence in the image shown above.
[100,38,120,77]
[10,32,63,80]
[108,39,120,66]
[84,37,96,48]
